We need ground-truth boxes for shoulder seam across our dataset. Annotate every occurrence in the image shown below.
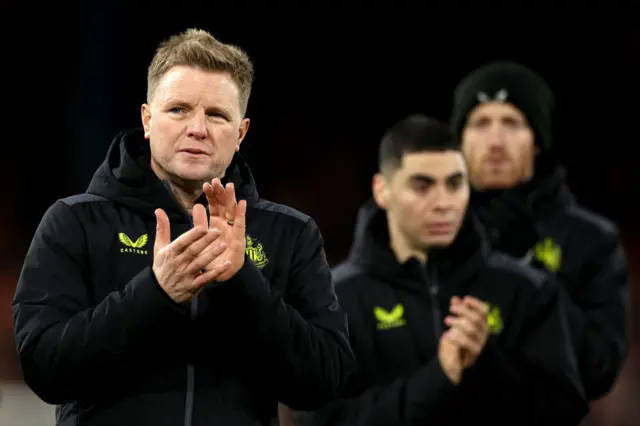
[250,199,312,225]
[59,194,110,207]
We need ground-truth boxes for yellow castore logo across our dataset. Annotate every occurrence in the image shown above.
[374,304,407,330]
[119,233,149,255]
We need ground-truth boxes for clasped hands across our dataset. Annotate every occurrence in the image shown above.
[152,178,247,303]
[438,295,491,384]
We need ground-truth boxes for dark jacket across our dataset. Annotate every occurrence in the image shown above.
[12,129,355,426]
[470,167,630,400]
[308,199,587,426]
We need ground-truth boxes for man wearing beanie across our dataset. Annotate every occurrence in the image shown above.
[451,61,629,404]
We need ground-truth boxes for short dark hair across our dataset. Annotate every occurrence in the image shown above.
[379,115,460,175]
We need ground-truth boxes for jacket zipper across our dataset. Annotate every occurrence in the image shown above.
[420,263,442,338]
[184,216,197,426]
[184,301,197,426]
[160,181,198,426]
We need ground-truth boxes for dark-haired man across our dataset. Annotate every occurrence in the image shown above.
[297,115,587,425]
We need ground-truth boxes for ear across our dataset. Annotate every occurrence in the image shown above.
[141,104,152,140]
[372,173,390,210]
[235,118,250,152]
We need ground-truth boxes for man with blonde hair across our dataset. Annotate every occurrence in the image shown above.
[452,61,629,403]
[13,28,355,426]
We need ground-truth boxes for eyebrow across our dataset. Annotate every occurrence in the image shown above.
[205,105,231,116]
[471,113,526,124]
[162,96,190,108]
[164,99,231,116]
[408,171,465,183]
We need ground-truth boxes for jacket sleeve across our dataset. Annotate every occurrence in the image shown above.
[560,231,630,400]
[304,359,459,426]
[221,218,356,410]
[464,276,588,425]
[12,201,189,404]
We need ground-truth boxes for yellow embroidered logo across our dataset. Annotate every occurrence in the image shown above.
[245,235,268,269]
[119,233,149,255]
[374,304,406,330]
[534,237,562,272]
[486,303,504,335]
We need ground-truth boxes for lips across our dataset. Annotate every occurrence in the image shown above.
[485,154,509,164]
[180,148,208,155]
[426,223,452,234]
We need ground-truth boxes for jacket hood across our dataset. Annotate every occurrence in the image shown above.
[86,128,260,221]
[347,199,488,290]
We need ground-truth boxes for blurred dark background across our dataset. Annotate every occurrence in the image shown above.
[1,1,639,424]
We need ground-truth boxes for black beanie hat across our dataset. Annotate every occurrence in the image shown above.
[451,61,555,152]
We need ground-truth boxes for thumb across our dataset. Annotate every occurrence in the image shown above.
[154,208,171,252]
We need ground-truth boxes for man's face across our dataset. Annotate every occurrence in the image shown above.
[461,102,535,190]
[141,65,249,188]
[375,151,470,250]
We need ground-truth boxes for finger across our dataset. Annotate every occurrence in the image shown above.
[167,226,209,255]
[441,330,464,352]
[154,208,171,252]
[447,327,482,356]
[192,204,208,229]
[191,260,232,288]
[440,330,457,348]
[203,182,219,218]
[450,301,485,327]
[233,199,247,240]
[212,178,227,219]
[463,296,490,316]
[445,316,485,345]
[175,227,222,265]
[450,296,462,306]
[445,315,475,334]
[186,239,228,274]
[450,305,489,339]
[224,182,237,223]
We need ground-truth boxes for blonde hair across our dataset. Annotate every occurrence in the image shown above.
[147,28,254,115]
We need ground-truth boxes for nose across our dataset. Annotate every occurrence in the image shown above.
[486,123,507,149]
[186,110,207,140]
[432,186,454,212]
